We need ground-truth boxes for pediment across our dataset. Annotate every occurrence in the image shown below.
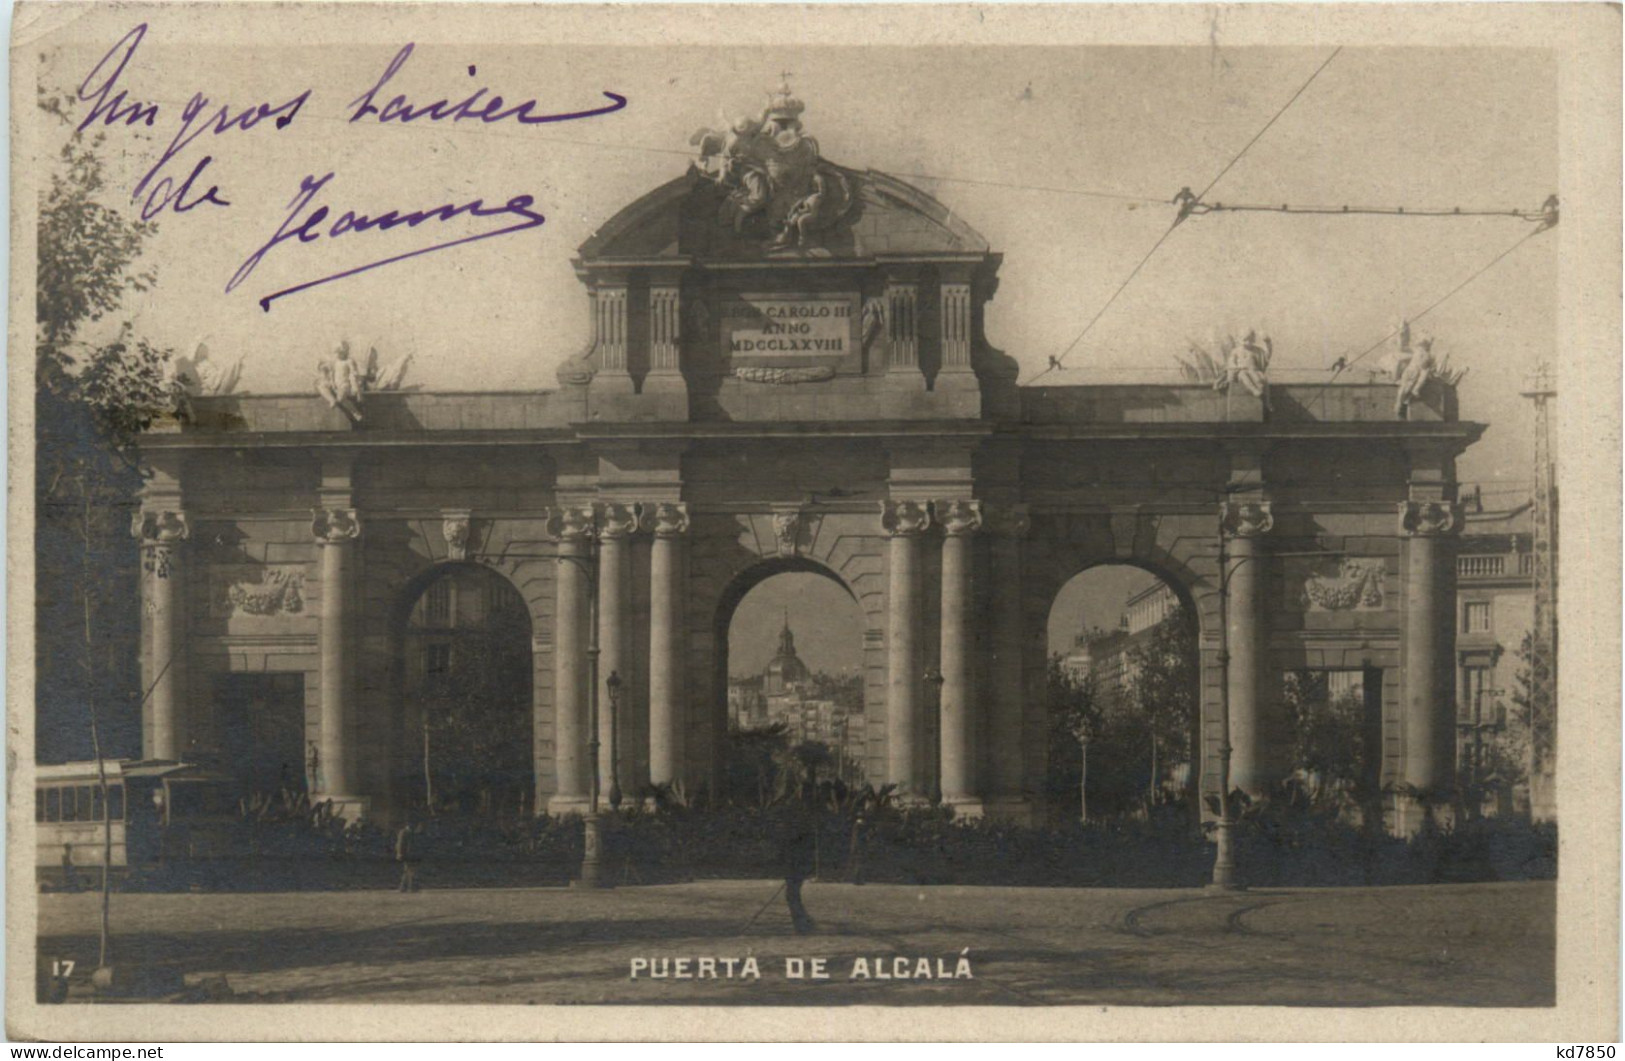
[577,164,990,263]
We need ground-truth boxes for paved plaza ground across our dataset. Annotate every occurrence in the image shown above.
[38,879,1554,1006]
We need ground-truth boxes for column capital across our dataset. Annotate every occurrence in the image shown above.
[648,501,690,538]
[545,504,598,543]
[935,499,984,537]
[596,501,641,540]
[131,509,190,545]
[1398,500,1461,537]
[132,511,188,579]
[880,499,932,537]
[311,507,361,544]
[1220,500,1273,539]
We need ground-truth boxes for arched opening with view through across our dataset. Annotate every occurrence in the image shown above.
[715,559,868,807]
[1046,563,1201,825]
[398,564,534,819]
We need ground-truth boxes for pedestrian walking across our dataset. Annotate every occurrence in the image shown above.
[395,819,422,893]
[779,766,820,934]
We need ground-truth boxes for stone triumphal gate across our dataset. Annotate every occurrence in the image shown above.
[136,87,1479,833]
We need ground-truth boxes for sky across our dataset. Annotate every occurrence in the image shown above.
[30,18,1562,676]
[730,573,864,679]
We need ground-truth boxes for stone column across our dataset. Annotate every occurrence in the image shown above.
[937,499,983,814]
[596,502,639,800]
[648,502,689,788]
[133,510,190,761]
[548,506,596,814]
[881,500,931,797]
[1221,501,1275,797]
[1398,500,1461,825]
[312,507,362,808]
[986,504,1031,820]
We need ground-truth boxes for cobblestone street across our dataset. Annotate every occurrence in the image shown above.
[37,879,1554,1006]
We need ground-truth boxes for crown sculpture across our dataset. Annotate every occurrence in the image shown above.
[689,76,856,254]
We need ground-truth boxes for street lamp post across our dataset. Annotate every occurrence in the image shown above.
[1209,519,1241,890]
[574,534,610,890]
[607,671,623,810]
[923,667,945,805]
[1210,531,1240,890]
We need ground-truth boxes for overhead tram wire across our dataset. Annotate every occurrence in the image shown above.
[1030,45,1344,384]
[1188,202,1552,222]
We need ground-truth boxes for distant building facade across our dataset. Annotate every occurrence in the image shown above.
[1453,484,1550,812]
[729,617,866,778]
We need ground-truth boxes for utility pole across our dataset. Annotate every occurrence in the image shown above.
[1209,523,1239,890]
[1521,363,1557,821]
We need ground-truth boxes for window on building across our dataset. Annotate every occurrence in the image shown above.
[108,784,124,822]
[1462,666,1494,724]
[1462,601,1493,634]
[425,642,452,675]
[424,580,452,627]
[44,788,59,823]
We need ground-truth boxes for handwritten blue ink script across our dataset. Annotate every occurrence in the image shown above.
[77,24,628,311]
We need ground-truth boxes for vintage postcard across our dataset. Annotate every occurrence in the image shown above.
[7,1,1620,1043]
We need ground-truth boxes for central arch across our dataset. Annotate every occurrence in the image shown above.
[711,556,867,803]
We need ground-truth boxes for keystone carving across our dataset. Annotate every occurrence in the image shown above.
[1220,500,1273,539]
[440,510,473,561]
[879,500,932,537]
[771,509,803,557]
[1398,500,1460,537]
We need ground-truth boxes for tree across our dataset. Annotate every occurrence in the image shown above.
[1496,632,1545,817]
[35,87,174,979]
[417,635,533,817]
[1282,671,1375,812]
[1046,658,1103,821]
[724,722,792,808]
[1124,606,1200,808]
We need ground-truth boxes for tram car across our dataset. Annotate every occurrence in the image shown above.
[35,760,240,888]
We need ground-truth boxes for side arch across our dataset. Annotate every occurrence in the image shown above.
[385,559,539,820]
[1024,519,1214,821]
